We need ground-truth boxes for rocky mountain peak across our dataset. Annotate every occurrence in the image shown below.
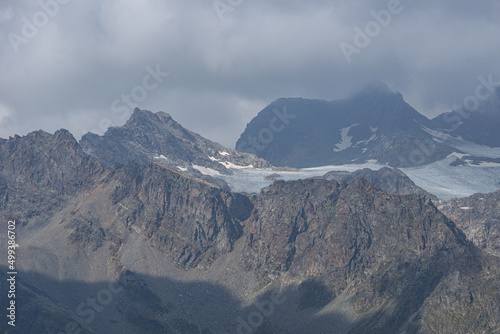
[237,84,450,168]
[80,109,271,178]
[125,108,173,128]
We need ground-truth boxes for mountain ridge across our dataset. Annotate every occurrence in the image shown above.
[1,106,500,333]
[81,108,271,175]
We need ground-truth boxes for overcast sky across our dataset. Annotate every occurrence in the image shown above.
[0,0,499,147]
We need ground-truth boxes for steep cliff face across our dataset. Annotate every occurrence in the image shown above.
[243,178,460,279]
[242,177,498,332]
[108,163,253,268]
[439,190,500,255]
[60,162,253,269]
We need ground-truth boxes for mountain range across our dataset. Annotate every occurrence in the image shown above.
[1,88,500,333]
[236,82,500,168]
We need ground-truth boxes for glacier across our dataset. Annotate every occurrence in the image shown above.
[216,157,500,201]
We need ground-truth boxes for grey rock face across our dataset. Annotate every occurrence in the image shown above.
[439,190,500,255]
[104,162,253,268]
[242,177,499,333]
[0,129,104,221]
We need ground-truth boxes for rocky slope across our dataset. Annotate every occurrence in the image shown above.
[236,82,455,168]
[438,190,500,256]
[4,169,499,333]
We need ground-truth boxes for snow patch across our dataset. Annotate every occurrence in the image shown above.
[460,207,473,210]
[192,165,221,176]
[219,161,254,169]
[203,151,500,201]
[447,152,468,159]
[334,124,359,152]
[219,151,230,156]
[154,154,167,160]
[354,134,377,147]
[213,162,386,194]
[209,155,253,169]
[177,166,188,172]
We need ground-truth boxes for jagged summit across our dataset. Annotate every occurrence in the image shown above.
[125,108,174,127]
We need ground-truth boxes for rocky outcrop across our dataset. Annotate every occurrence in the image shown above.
[113,163,253,268]
[438,190,500,255]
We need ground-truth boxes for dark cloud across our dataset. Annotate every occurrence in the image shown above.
[0,0,499,147]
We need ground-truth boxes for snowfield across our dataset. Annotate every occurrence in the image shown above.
[215,156,500,201]
[179,130,500,200]
[217,161,385,194]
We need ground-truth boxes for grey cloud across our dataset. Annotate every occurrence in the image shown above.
[0,0,499,147]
